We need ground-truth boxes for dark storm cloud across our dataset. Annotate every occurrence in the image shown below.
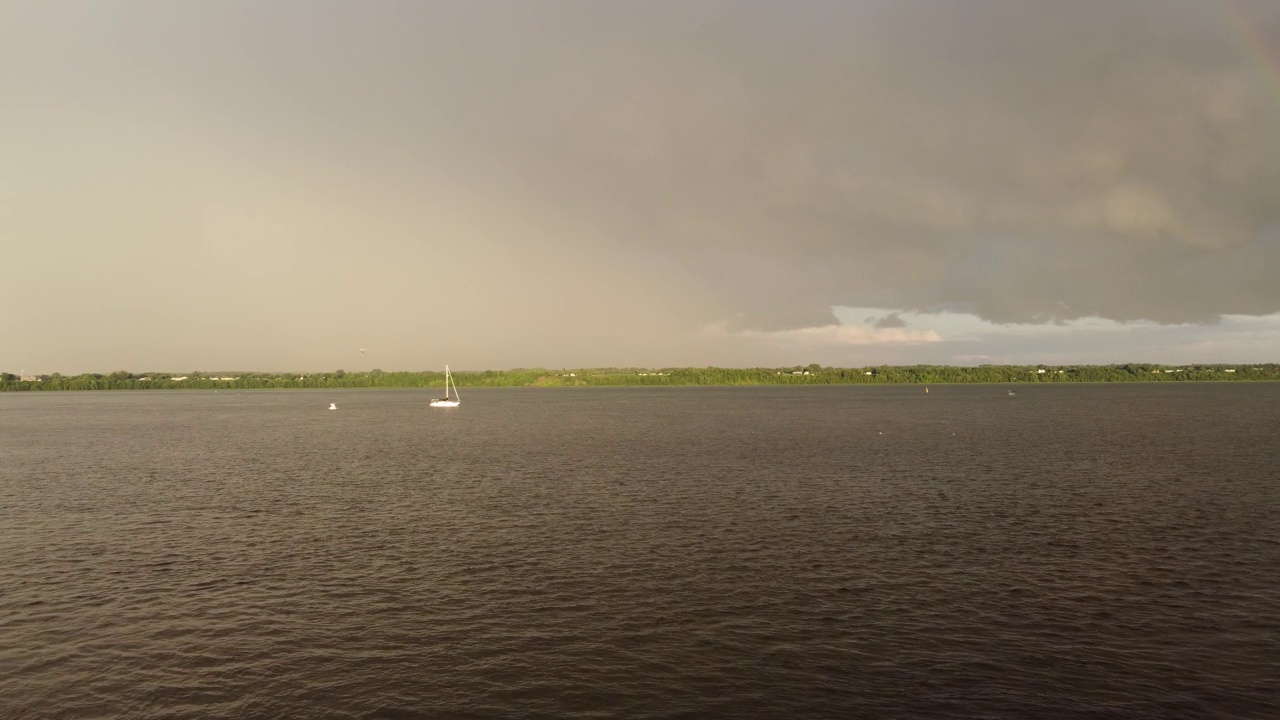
[538,0,1280,329]
[3,0,1279,372]
[449,0,1280,329]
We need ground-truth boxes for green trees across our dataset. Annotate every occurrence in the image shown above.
[2,364,1277,391]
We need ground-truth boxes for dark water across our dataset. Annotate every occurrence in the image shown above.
[2,385,1278,719]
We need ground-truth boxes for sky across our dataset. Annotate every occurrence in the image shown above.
[2,0,1279,373]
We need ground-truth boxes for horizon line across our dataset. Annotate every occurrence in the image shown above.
[6,361,1278,377]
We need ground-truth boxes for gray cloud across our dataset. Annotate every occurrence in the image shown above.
[874,313,908,330]
[2,1,1279,371]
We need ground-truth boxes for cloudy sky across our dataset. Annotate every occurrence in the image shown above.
[3,0,1279,373]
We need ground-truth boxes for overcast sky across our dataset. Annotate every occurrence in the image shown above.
[3,0,1279,373]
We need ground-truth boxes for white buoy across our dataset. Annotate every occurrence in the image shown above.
[329,403,337,410]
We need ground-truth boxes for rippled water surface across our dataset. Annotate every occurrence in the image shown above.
[2,385,1278,719]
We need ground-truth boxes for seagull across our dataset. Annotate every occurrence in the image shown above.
[329,403,337,410]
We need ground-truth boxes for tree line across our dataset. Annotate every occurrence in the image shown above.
[2,364,1277,391]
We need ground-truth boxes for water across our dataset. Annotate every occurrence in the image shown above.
[2,385,1277,719]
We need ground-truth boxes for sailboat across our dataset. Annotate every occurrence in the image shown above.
[429,365,460,407]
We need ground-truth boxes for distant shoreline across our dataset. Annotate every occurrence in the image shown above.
[3,364,1277,391]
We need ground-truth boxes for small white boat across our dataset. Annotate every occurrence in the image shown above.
[430,365,460,408]
[329,402,337,410]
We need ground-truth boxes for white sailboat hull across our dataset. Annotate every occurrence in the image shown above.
[429,399,459,407]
